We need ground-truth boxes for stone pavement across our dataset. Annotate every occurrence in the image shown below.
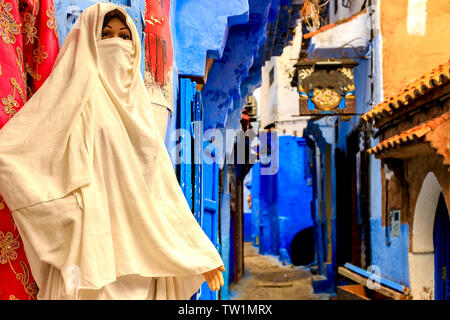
[228,242,330,300]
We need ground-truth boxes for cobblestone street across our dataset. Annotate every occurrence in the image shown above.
[228,242,330,300]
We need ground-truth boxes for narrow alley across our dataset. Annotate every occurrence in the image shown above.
[228,242,330,300]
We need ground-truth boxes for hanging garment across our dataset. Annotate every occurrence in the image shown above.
[0,0,59,300]
[0,2,224,300]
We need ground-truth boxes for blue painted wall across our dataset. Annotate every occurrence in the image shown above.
[202,0,274,133]
[366,31,410,288]
[219,164,232,300]
[244,214,252,242]
[259,162,279,255]
[368,138,411,287]
[278,136,314,258]
[243,171,253,242]
[167,0,250,156]
[249,136,314,261]
[370,219,410,287]
[172,0,249,77]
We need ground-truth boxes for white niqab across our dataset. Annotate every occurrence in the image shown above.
[98,37,134,103]
[0,3,224,300]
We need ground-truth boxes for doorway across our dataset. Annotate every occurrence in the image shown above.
[433,193,449,300]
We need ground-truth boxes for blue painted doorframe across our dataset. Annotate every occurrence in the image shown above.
[178,78,195,211]
[54,0,146,76]
[434,194,450,300]
[193,91,203,223]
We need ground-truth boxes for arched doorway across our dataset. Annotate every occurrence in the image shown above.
[433,194,449,300]
[290,227,315,266]
[409,172,448,299]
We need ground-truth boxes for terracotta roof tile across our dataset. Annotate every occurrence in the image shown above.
[362,60,450,122]
[367,111,450,155]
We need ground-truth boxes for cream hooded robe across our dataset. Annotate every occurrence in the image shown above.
[0,3,224,300]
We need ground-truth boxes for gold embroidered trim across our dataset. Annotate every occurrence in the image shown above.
[15,46,27,84]
[32,44,48,64]
[0,231,38,299]
[22,11,37,45]
[0,0,21,44]
[46,4,58,39]
[11,77,25,104]
[25,62,41,81]
[1,94,18,118]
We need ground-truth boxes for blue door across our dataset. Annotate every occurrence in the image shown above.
[54,0,146,76]
[198,139,220,300]
[179,78,220,300]
[180,79,220,300]
[178,78,195,211]
[434,193,450,300]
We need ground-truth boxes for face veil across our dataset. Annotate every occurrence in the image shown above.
[0,3,224,300]
[97,37,134,104]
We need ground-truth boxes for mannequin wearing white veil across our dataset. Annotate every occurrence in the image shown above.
[0,3,225,300]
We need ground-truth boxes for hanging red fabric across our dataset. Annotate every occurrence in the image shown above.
[0,0,59,300]
[144,0,173,90]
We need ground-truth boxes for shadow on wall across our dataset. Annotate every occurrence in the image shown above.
[290,227,315,266]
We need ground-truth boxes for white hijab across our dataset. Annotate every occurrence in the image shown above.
[0,3,223,299]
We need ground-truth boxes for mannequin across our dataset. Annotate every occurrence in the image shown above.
[0,4,225,300]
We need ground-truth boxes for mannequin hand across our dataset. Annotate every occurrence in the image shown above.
[203,265,225,291]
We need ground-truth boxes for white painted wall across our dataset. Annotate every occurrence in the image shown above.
[407,0,427,36]
[260,57,278,129]
[409,171,443,300]
[259,28,308,137]
[329,0,368,23]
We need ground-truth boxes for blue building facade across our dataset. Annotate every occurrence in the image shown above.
[250,136,314,265]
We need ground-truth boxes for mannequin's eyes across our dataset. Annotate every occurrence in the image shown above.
[100,29,131,40]
[101,31,109,38]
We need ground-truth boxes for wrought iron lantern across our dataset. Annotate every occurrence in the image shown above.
[294,59,358,116]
